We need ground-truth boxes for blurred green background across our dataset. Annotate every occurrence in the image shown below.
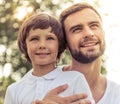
[0,0,107,104]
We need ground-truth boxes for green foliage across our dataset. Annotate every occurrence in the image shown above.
[0,0,106,104]
[0,76,15,104]
[101,57,107,75]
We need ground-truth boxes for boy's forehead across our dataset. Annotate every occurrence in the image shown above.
[31,26,52,31]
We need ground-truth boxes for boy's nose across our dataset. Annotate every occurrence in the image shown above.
[39,41,46,49]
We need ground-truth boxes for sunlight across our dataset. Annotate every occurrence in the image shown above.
[22,0,29,6]
[99,0,120,84]
[0,45,6,55]
[0,63,12,78]
[14,6,33,21]
[52,0,59,4]
[14,7,27,21]
[3,63,12,77]
[0,0,3,4]
[36,0,42,3]
[0,66,3,78]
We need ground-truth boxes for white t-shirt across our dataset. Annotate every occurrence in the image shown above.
[98,78,120,104]
[4,66,95,104]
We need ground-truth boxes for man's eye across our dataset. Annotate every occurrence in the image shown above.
[72,28,82,33]
[90,24,99,29]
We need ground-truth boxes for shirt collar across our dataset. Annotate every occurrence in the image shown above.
[42,66,63,80]
[22,66,63,84]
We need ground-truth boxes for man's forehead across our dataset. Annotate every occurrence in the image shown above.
[64,8,101,26]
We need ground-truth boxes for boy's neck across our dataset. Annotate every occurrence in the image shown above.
[32,65,56,77]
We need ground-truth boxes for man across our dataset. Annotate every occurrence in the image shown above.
[33,2,120,104]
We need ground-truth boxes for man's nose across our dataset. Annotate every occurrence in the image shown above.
[83,27,94,37]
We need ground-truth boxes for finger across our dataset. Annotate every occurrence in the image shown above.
[63,93,88,103]
[42,99,59,104]
[71,99,91,104]
[31,101,35,104]
[32,100,43,104]
[47,84,68,95]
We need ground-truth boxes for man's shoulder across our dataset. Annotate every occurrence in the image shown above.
[106,78,120,96]
[107,78,120,89]
[106,79,120,95]
[98,78,120,104]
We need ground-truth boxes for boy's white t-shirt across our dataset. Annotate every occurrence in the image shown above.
[4,66,94,104]
[98,79,120,104]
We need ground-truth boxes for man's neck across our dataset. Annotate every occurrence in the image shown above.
[71,57,101,85]
[69,57,107,103]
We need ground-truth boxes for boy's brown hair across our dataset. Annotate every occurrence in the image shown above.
[18,13,66,62]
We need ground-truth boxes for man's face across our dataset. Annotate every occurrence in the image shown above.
[64,8,105,63]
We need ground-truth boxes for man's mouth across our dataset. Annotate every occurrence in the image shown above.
[80,41,99,47]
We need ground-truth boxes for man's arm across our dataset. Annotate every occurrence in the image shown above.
[32,84,91,104]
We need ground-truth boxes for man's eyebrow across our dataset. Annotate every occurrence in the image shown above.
[88,21,100,25]
[69,21,100,32]
[69,24,82,32]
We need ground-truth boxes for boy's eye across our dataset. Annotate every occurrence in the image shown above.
[47,37,55,40]
[30,37,38,41]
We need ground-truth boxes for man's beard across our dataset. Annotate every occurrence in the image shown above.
[68,43,105,64]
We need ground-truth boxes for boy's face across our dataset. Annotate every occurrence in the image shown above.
[26,27,59,71]
[64,8,105,63]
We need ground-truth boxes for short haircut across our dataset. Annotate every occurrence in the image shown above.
[18,13,66,62]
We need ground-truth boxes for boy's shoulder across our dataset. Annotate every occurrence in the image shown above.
[7,70,32,90]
